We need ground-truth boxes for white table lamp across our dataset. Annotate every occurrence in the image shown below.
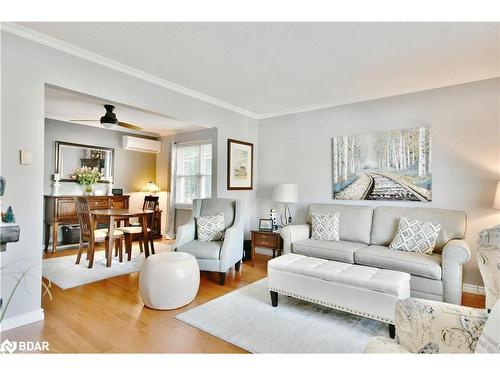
[273,183,299,226]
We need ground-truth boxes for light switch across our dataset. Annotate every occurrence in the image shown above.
[20,149,32,165]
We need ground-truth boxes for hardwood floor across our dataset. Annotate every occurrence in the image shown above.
[461,291,485,309]
[4,240,266,353]
[2,240,485,353]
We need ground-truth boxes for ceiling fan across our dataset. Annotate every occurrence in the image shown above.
[70,104,143,131]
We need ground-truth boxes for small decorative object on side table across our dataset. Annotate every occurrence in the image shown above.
[251,230,283,267]
[259,218,273,232]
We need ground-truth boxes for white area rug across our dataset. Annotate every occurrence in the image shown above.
[42,243,171,289]
[176,278,389,353]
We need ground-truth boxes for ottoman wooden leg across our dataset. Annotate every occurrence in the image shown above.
[270,291,278,307]
[389,323,396,339]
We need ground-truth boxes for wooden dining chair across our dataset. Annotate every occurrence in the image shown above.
[74,197,124,268]
[119,195,159,261]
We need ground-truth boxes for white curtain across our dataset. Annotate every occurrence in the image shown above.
[166,141,177,239]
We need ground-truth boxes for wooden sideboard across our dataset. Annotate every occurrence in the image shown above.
[44,195,129,253]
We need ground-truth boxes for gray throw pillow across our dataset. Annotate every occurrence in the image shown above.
[389,217,441,254]
[311,212,340,242]
[197,212,225,242]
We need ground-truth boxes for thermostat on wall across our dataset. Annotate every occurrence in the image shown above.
[20,149,32,165]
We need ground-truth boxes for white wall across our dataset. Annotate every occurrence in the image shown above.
[44,118,158,195]
[257,79,500,286]
[0,31,257,329]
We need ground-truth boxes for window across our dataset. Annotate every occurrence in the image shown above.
[175,141,212,205]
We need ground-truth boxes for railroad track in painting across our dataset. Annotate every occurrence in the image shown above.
[365,172,428,201]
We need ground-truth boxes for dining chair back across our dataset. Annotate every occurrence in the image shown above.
[143,195,159,227]
[74,196,124,268]
[119,195,159,261]
[75,197,94,241]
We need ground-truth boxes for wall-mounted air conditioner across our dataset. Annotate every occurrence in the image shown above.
[122,136,161,153]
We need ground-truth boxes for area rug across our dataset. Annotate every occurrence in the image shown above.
[175,278,389,353]
[42,243,171,289]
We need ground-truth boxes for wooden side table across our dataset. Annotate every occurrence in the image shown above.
[251,230,283,267]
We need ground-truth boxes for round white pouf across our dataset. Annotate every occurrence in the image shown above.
[139,252,200,310]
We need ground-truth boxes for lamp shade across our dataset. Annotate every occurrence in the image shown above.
[494,181,500,209]
[142,181,161,194]
[273,184,299,203]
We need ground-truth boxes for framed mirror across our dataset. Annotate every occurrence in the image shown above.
[55,141,114,182]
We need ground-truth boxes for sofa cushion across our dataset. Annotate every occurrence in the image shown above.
[177,240,223,260]
[410,275,443,298]
[370,206,466,253]
[307,204,373,244]
[355,245,442,280]
[292,239,368,264]
[389,217,442,255]
[311,212,340,241]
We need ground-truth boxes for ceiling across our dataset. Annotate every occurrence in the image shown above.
[45,86,206,136]
[17,22,500,118]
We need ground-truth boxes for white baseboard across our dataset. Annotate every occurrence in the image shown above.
[0,309,44,332]
[463,283,486,295]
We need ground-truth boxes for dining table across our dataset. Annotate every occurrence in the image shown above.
[91,208,155,267]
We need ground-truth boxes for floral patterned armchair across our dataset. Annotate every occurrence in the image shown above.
[365,298,500,353]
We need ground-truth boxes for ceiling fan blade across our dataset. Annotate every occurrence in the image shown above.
[70,119,100,122]
[117,121,143,131]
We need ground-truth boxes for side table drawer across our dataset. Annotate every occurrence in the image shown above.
[89,198,109,209]
[254,233,278,248]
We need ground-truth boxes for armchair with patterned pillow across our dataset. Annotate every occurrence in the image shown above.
[365,298,500,353]
[174,198,244,285]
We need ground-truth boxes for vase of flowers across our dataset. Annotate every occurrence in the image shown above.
[72,166,102,196]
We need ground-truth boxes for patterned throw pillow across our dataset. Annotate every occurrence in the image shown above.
[311,212,340,242]
[197,212,225,242]
[389,217,442,254]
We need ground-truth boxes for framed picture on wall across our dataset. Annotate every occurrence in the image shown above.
[332,126,432,201]
[227,139,254,190]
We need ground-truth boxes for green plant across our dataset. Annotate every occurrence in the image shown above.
[71,166,102,186]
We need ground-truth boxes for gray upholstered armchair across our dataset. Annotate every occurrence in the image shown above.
[173,198,244,285]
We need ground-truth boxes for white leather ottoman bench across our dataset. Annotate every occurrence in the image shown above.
[268,253,411,337]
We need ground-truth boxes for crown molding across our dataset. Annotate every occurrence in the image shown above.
[1,22,259,119]
[256,70,500,120]
[2,22,499,122]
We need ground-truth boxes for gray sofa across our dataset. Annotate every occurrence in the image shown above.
[280,204,470,304]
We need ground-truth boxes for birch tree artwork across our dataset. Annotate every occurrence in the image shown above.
[332,126,432,201]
